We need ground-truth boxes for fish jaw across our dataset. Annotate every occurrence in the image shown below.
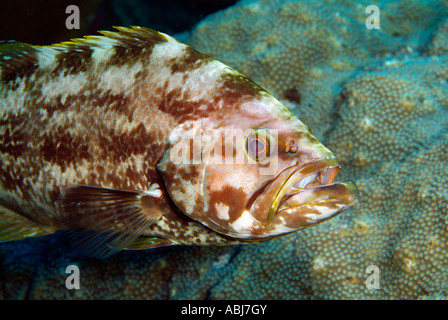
[274,180,359,229]
[271,156,358,228]
[243,156,359,237]
[267,156,341,221]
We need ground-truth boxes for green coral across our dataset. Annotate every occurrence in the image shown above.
[1,0,448,299]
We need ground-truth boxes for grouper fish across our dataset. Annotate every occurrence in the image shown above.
[0,26,359,257]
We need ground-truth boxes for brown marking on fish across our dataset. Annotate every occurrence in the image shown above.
[32,88,135,125]
[134,68,149,81]
[125,166,144,188]
[0,165,22,194]
[218,72,265,106]
[207,185,247,227]
[104,172,126,189]
[95,90,134,121]
[0,114,29,158]
[106,45,145,68]
[158,86,229,123]
[0,114,38,201]
[157,86,211,121]
[27,81,44,100]
[142,142,165,167]
[94,122,156,164]
[94,28,168,68]
[41,127,91,171]
[0,42,39,91]
[169,46,212,74]
[47,186,61,204]
[51,48,93,76]
[176,166,201,185]
[34,94,71,118]
[3,62,39,91]
[145,139,167,167]
[174,167,195,189]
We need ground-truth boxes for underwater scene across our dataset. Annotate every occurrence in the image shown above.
[0,0,447,300]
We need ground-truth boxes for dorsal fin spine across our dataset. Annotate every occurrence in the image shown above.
[0,26,177,83]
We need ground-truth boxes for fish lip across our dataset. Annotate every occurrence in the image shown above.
[275,180,359,228]
[267,156,343,221]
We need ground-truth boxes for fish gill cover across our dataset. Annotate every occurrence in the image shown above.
[0,0,447,300]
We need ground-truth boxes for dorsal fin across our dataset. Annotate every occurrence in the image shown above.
[0,41,39,83]
[98,26,173,46]
[0,26,176,84]
[48,26,173,53]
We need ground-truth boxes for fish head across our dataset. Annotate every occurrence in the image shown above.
[157,92,359,240]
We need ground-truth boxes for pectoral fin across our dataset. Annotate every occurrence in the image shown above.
[125,236,174,250]
[57,184,164,258]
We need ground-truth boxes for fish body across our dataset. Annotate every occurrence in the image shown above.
[0,27,359,257]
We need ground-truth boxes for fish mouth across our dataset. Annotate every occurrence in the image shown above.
[268,156,359,225]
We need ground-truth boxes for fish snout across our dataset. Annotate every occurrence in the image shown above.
[275,180,359,229]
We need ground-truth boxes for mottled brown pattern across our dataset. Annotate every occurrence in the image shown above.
[177,166,201,185]
[22,69,46,94]
[0,112,30,158]
[106,27,169,46]
[34,94,72,118]
[51,48,93,76]
[0,109,36,202]
[0,165,22,197]
[169,46,212,74]
[143,143,165,171]
[134,68,149,81]
[107,45,146,68]
[99,123,155,162]
[3,62,39,88]
[41,129,91,171]
[157,86,217,121]
[207,186,247,228]
[0,42,39,91]
[218,72,265,105]
[92,28,168,69]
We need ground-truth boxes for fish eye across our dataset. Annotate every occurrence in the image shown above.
[245,129,271,162]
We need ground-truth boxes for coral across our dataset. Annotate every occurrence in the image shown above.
[318,56,448,299]
[328,56,448,178]
[187,0,448,139]
[377,0,445,40]
[1,0,448,300]
[427,18,448,55]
